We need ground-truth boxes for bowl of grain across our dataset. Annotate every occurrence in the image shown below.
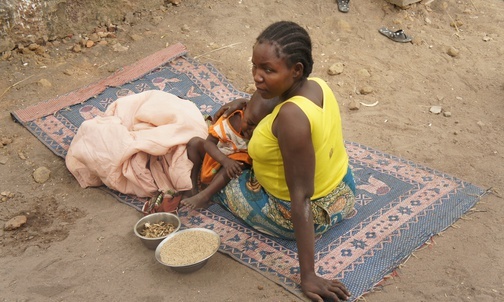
[134,212,181,250]
[155,228,220,273]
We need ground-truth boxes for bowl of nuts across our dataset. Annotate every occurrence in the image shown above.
[133,212,181,250]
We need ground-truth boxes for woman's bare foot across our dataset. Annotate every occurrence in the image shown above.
[181,193,212,209]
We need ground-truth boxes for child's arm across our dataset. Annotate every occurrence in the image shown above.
[203,136,243,179]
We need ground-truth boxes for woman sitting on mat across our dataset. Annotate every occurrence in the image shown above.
[181,91,276,210]
[210,21,356,302]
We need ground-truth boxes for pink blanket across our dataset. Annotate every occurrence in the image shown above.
[65,90,208,197]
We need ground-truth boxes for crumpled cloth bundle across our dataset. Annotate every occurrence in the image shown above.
[66,90,208,198]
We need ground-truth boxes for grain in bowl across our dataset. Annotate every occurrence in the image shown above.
[154,228,221,273]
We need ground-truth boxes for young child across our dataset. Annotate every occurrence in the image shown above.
[181,92,277,209]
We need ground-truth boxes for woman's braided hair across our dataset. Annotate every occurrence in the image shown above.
[256,21,314,78]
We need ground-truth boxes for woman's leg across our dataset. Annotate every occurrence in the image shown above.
[212,170,298,240]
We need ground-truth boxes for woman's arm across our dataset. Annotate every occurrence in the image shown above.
[275,103,350,302]
[212,98,248,122]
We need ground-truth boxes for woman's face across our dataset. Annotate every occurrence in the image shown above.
[251,42,296,100]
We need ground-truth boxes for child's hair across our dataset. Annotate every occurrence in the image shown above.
[256,21,313,78]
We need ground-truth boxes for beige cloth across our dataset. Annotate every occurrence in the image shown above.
[65,90,208,197]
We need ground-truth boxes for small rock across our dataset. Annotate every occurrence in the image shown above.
[112,43,129,52]
[4,215,27,231]
[89,33,100,42]
[0,155,8,165]
[348,99,361,110]
[327,63,344,75]
[1,50,12,60]
[429,106,442,114]
[34,46,47,56]
[85,40,95,48]
[447,47,459,57]
[124,12,136,25]
[181,24,190,34]
[20,47,32,55]
[167,0,181,6]
[1,137,13,145]
[411,36,423,46]
[476,121,485,128]
[208,42,220,50]
[72,44,82,53]
[33,166,51,183]
[18,152,26,160]
[359,86,374,95]
[28,43,39,51]
[24,245,42,257]
[357,69,370,78]
[257,285,264,290]
[450,20,464,28]
[129,34,143,42]
[443,111,452,117]
[38,78,52,88]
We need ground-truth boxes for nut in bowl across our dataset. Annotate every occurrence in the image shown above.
[134,212,181,250]
[155,228,220,273]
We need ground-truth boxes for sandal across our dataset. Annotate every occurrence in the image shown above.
[142,192,182,214]
[378,27,412,43]
[337,0,350,13]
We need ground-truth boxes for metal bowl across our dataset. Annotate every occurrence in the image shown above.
[133,212,181,250]
[155,228,220,273]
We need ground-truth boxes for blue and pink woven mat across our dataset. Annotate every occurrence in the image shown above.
[11,43,486,301]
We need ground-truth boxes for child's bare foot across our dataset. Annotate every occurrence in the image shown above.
[181,194,212,209]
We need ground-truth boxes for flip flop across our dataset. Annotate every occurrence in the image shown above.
[378,27,412,43]
[337,0,350,13]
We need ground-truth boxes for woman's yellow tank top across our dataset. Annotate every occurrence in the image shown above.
[248,77,348,200]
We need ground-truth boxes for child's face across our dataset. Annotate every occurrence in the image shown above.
[241,107,259,140]
[241,96,268,140]
[251,42,296,100]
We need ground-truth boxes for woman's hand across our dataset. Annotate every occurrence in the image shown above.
[212,98,248,123]
[301,273,351,302]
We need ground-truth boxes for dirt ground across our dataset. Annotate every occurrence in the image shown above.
[1,0,503,301]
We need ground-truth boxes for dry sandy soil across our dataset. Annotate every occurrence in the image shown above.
[1,0,503,301]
